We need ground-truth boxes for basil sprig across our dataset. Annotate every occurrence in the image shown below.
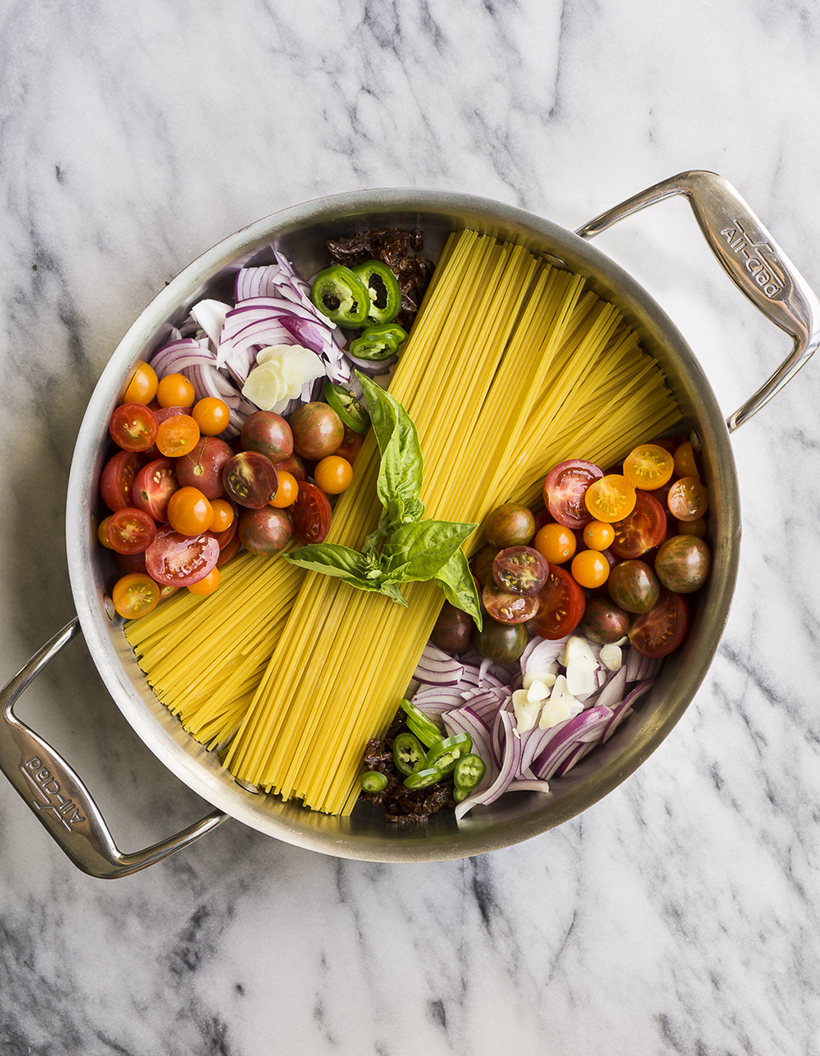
[284,373,482,627]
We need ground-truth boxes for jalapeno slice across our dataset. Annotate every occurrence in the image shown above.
[323,382,370,434]
[402,766,443,790]
[399,698,444,749]
[392,731,425,776]
[349,323,409,362]
[360,770,389,793]
[453,753,487,793]
[424,732,472,776]
[310,265,371,327]
[352,260,401,325]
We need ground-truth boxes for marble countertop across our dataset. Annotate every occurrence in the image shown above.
[3,2,820,1052]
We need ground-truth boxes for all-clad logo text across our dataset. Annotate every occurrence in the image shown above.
[20,757,86,831]
[720,219,786,299]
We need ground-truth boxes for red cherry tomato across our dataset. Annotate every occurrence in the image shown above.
[543,460,604,529]
[629,589,690,658]
[131,458,179,522]
[108,403,159,453]
[222,451,279,509]
[100,450,141,511]
[176,437,233,499]
[335,426,364,464]
[528,565,586,640]
[105,507,158,555]
[610,490,667,559]
[291,481,332,544]
[144,527,220,587]
[482,580,540,624]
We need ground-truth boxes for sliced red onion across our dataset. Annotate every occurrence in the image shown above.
[460,687,510,724]
[411,685,467,720]
[531,705,614,780]
[600,679,654,744]
[190,299,231,348]
[520,635,567,677]
[413,644,464,687]
[624,648,663,683]
[151,337,215,378]
[442,707,494,763]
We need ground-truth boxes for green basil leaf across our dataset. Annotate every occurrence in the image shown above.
[435,548,483,630]
[283,544,380,590]
[385,519,477,583]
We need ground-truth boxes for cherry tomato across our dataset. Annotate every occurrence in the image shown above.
[100,450,140,511]
[217,532,242,567]
[122,362,158,405]
[472,617,528,662]
[335,426,364,465]
[97,517,113,548]
[144,527,220,587]
[484,503,535,547]
[431,602,474,653]
[581,595,630,644]
[667,477,709,522]
[534,522,576,564]
[629,589,690,658]
[314,455,354,495]
[678,517,707,539]
[673,440,699,479]
[105,507,158,555]
[156,372,195,408]
[131,458,179,522]
[210,499,235,534]
[269,470,299,508]
[222,451,278,509]
[238,506,293,556]
[167,486,215,536]
[482,580,540,624]
[274,452,308,482]
[176,437,233,499]
[241,410,294,461]
[114,551,147,574]
[471,545,501,587]
[570,549,610,589]
[290,402,344,461]
[192,397,231,436]
[187,567,221,596]
[608,559,660,614]
[543,459,603,529]
[492,546,548,596]
[610,490,667,559]
[622,443,675,491]
[156,414,201,457]
[108,403,159,453]
[581,520,615,551]
[529,565,586,640]
[584,474,636,523]
[291,481,332,544]
[111,572,160,619]
[654,535,711,593]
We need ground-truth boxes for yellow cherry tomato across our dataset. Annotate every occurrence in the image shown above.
[192,397,231,436]
[156,372,196,408]
[167,486,214,536]
[187,567,220,596]
[582,520,615,551]
[584,475,637,523]
[678,516,707,538]
[210,498,235,534]
[97,516,113,548]
[112,573,160,619]
[156,414,200,457]
[269,470,299,508]
[534,522,576,564]
[570,549,610,589]
[314,455,353,495]
[622,444,675,491]
[673,440,700,479]
[122,362,158,405]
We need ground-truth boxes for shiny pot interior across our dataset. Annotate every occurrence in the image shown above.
[66,190,740,861]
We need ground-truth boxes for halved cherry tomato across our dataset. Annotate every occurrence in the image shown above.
[291,481,332,544]
[582,520,615,551]
[570,549,610,589]
[629,589,690,658]
[673,440,699,479]
[210,499,235,534]
[97,517,113,548]
[314,455,354,495]
[105,507,158,555]
[269,470,299,508]
[335,426,364,464]
[584,474,636,523]
[192,397,231,436]
[156,414,201,458]
[482,580,540,624]
[111,572,161,619]
[667,477,709,522]
[122,362,159,405]
[534,522,576,564]
[622,443,675,491]
[144,527,220,587]
[156,373,195,408]
[108,403,159,453]
[187,566,220,596]
[222,451,278,509]
[528,565,585,640]
[167,486,215,536]
[131,458,179,522]
[543,460,603,529]
[100,450,140,511]
[610,490,667,559]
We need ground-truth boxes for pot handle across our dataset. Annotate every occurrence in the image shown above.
[0,619,228,879]
[575,170,820,432]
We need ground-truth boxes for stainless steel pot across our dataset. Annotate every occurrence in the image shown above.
[3,172,817,878]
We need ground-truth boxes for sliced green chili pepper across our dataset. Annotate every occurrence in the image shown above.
[424,732,473,776]
[453,753,487,793]
[349,323,409,362]
[403,766,443,790]
[352,260,401,326]
[323,382,370,434]
[310,265,370,327]
[399,698,444,749]
[360,770,389,793]
[392,731,425,776]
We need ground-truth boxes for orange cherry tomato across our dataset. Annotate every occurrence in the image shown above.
[269,470,299,508]
[187,566,220,596]
[156,373,196,408]
[192,397,231,436]
[571,549,610,589]
[167,486,214,536]
[314,455,354,495]
[122,362,159,405]
[622,444,675,491]
[582,520,615,551]
[209,498,235,533]
[111,572,160,619]
[667,477,708,522]
[584,475,636,523]
[534,522,576,564]
[673,440,700,479]
[156,414,200,457]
